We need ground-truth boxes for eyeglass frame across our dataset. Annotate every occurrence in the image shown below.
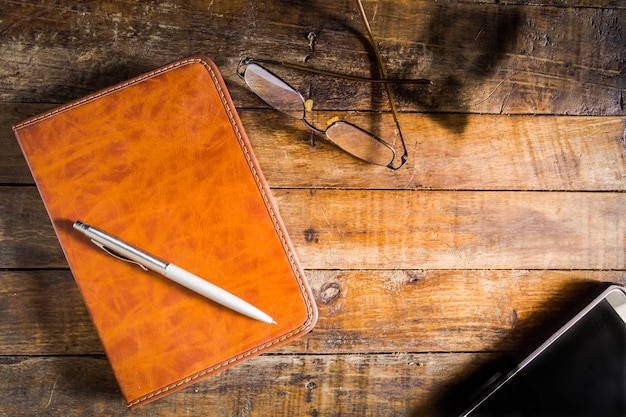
[236,0,431,169]
[236,57,431,169]
[238,59,403,168]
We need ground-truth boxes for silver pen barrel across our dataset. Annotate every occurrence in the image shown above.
[73,221,168,274]
[73,220,275,324]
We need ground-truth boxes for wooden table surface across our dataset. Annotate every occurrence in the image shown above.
[1,1,625,415]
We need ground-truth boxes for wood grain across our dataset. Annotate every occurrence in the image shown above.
[0,352,530,417]
[242,112,626,191]
[1,269,623,356]
[2,0,625,414]
[278,189,625,270]
[3,187,624,270]
[5,107,626,190]
[0,1,624,115]
[0,187,62,268]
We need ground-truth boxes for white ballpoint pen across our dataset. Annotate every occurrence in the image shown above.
[73,221,276,324]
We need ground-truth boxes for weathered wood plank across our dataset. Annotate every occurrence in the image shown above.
[277,189,626,270]
[5,106,625,190]
[2,0,625,415]
[242,112,626,191]
[0,104,45,184]
[304,270,625,353]
[1,187,624,270]
[0,270,100,355]
[359,1,626,116]
[0,187,62,268]
[0,352,507,417]
[0,1,623,115]
[1,269,623,355]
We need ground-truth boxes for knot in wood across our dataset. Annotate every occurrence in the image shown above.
[319,282,341,304]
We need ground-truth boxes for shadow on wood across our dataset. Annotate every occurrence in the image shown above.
[409,279,608,417]
[394,4,523,134]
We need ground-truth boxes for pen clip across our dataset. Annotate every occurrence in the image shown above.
[90,239,149,271]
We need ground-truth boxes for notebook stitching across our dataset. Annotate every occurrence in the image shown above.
[125,59,316,408]
[13,59,197,128]
[202,59,317,325]
[15,57,315,408]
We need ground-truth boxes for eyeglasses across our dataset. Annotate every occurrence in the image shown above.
[237,0,431,169]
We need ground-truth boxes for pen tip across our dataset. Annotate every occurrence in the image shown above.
[271,320,277,325]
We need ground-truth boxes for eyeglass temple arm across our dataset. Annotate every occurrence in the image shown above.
[354,0,408,170]
[237,55,410,170]
[238,57,431,85]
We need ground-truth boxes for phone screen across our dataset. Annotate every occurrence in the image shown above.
[463,287,626,417]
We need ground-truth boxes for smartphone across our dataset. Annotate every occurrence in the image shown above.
[460,283,626,417]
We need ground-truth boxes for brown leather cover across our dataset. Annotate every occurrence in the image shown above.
[13,56,318,408]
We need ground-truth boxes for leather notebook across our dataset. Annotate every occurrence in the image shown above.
[13,56,318,408]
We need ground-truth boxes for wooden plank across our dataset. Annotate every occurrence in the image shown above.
[0,1,623,115]
[303,270,625,353]
[1,187,624,270]
[2,269,623,355]
[359,1,626,116]
[1,0,624,415]
[5,106,626,190]
[0,187,63,268]
[243,112,626,191]
[1,103,50,184]
[0,270,100,355]
[0,352,502,416]
[275,189,625,270]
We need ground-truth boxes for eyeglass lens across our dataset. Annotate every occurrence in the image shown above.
[326,122,395,166]
[244,63,396,167]
[244,63,305,119]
